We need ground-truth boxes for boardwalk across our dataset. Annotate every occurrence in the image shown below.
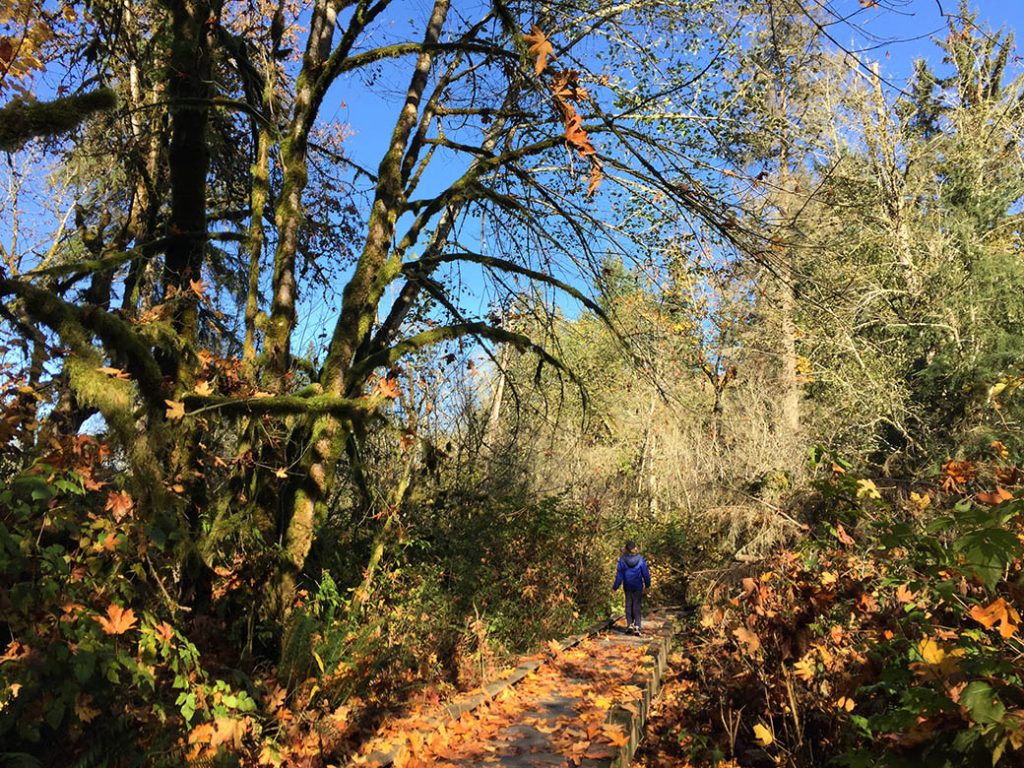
[349,613,675,768]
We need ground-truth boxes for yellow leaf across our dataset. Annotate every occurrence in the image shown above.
[836,696,856,712]
[75,693,101,723]
[210,715,248,749]
[895,584,915,604]
[194,380,213,396]
[793,655,815,682]
[918,637,945,665]
[165,399,186,420]
[753,722,773,746]
[856,479,881,500]
[312,650,325,674]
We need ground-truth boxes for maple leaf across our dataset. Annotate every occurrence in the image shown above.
[793,655,815,682]
[104,489,135,522]
[96,603,138,635]
[194,380,214,396]
[75,693,101,723]
[856,592,878,613]
[210,715,248,749]
[700,607,723,628]
[908,491,931,512]
[602,723,629,747]
[895,583,916,604]
[523,26,554,75]
[376,375,401,399]
[733,626,761,653]
[154,621,175,643]
[587,164,603,197]
[753,722,773,746]
[970,597,1020,638]
[190,278,208,298]
[942,458,976,492]
[165,399,186,420]
[855,478,881,500]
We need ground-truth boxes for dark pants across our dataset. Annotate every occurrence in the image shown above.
[625,589,643,629]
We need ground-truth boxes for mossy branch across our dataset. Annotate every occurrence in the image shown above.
[180,393,377,419]
[0,89,117,152]
[0,278,164,411]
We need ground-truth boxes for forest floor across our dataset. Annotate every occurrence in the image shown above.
[345,614,676,768]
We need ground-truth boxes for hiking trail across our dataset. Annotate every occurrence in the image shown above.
[348,612,678,768]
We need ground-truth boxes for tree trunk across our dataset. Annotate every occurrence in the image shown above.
[243,122,271,367]
[161,0,218,385]
[271,0,452,616]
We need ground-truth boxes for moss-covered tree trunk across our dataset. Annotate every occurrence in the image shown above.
[263,0,385,379]
[271,0,452,615]
[243,122,271,366]
[161,0,219,386]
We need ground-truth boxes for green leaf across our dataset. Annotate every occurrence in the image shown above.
[960,682,1006,726]
[955,527,1021,588]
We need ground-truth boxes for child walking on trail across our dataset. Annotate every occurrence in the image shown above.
[613,541,651,636]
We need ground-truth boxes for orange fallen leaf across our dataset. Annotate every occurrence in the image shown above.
[165,399,186,420]
[733,626,761,654]
[970,597,1020,638]
[96,603,138,635]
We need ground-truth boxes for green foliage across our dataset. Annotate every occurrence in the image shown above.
[0,451,257,765]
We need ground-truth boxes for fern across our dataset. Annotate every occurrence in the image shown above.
[278,608,316,686]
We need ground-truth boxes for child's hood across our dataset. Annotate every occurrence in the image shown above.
[622,553,643,568]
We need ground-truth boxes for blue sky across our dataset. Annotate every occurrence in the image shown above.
[851,1,1022,76]
[289,0,1024,358]
[4,1,1023,365]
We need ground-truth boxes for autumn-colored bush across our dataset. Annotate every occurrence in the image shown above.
[637,443,1024,768]
[0,440,262,767]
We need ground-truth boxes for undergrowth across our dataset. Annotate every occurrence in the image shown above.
[637,441,1024,768]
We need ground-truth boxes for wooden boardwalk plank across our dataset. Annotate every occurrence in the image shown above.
[348,612,676,768]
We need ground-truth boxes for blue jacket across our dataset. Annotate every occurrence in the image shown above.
[613,553,651,592]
